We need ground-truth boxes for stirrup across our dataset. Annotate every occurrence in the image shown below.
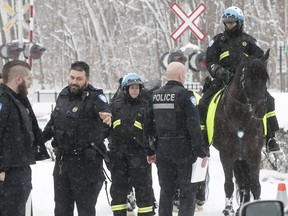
[266,138,281,153]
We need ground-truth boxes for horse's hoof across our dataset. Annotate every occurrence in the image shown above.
[222,207,235,216]
[172,204,179,212]
[195,204,204,212]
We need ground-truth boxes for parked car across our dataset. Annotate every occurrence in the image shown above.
[240,200,285,216]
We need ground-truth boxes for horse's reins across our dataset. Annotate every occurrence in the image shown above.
[222,87,254,133]
[240,67,267,119]
[222,71,265,160]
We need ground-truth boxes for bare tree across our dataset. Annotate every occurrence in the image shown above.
[0,0,284,91]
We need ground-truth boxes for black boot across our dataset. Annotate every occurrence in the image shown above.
[266,137,281,153]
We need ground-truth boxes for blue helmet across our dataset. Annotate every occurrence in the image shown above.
[121,73,143,90]
[222,6,244,23]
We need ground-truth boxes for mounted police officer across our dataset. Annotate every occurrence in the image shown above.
[0,60,50,216]
[109,73,155,216]
[42,61,111,216]
[200,6,281,153]
[145,62,208,216]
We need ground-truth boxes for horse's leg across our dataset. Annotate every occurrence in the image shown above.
[249,162,261,200]
[220,157,235,216]
[234,160,251,216]
[234,160,251,202]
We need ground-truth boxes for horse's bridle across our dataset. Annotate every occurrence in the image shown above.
[223,85,265,121]
[221,65,267,160]
[239,67,267,119]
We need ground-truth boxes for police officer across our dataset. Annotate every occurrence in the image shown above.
[109,73,155,216]
[42,61,111,216]
[145,62,208,216]
[201,6,280,153]
[167,50,202,105]
[0,60,49,216]
[168,50,208,211]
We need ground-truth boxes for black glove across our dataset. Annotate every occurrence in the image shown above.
[202,76,212,93]
[215,67,232,84]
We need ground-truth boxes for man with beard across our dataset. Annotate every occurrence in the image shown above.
[0,60,50,216]
[42,61,111,216]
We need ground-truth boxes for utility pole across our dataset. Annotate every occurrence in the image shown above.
[17,0,24,60]
[280,45,283,92]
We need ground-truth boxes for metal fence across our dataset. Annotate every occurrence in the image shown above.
[33,83,202,103]
[33,91,116,103]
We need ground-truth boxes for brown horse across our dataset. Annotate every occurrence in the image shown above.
[213,50,270,216]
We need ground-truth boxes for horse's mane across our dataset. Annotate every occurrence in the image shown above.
[236,51,270,84]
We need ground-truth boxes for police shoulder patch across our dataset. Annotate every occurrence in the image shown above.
[98,94,107,103]
[255,41,261,48]
[208,39,215,47]
[190,96,197,106]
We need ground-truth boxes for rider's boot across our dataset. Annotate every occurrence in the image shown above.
[266,137,281,153]
[265,93,281,153]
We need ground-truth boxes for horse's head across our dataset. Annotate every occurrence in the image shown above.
[237,49,270,119]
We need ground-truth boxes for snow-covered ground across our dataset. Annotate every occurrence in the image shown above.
[30,91,288,216]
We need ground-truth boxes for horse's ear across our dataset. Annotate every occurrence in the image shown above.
[261,49,270,61]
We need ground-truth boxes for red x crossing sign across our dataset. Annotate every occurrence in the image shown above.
[170,3,206,41]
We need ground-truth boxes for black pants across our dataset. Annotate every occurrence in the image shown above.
[196,180,206,202]
[157,155,198,216]
[199,79,279,137]
[266,91,279,138]
[53,155,104,216]
[110,148,155,216]
[0,166,32,216]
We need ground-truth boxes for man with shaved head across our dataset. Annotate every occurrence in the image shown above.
[0,60,49,216]
[145,62,208,216]
[166,62,186,83]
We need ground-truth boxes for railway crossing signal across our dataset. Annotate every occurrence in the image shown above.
[0,42,45,60]
[160,50,206,72]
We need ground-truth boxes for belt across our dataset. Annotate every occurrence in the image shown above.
[59,149,83,156]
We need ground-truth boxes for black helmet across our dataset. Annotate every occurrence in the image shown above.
[167,50,187,65]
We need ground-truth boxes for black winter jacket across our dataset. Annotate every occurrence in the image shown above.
[109,93,147,150]
[0,84,49,171]
[145,81,207,158]
[42,84,110,151]
[206,29,264,78]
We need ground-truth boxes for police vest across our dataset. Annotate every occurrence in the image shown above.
[152,85,188,137]
[51,87,106,150]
